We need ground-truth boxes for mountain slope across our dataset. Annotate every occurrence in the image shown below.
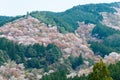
[30,2,120,33]
[0,2,120,80]
[0,16,94,58]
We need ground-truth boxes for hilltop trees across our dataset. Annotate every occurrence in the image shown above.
[30,3,117,33]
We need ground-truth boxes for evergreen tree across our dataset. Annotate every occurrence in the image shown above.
[108,61,120,80]
[89,59,113,80]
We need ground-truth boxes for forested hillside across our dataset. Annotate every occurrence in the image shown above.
[90,23,120,57]
[41,59,120,80]
[0,2,120,80]
[0,38,62,69]
[30,2,119,33]
[29,2,120,59]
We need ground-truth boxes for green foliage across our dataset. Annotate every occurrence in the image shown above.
[46,44,62,64]
[26,58,41,68]
[89,59,113,80]
[25,43,62,68]
[68,54,83,69]
[90,23,120,57]
[0,38,62,69]
[92,23,120,39]
[0,50,9,65]
[58,27,67,33]
[30,3,117,33]
[90,42,112,57]
[78,3,116,13]
[104,34,120,47]
[110,2,120,8]
[41,70,66,80]
[90,37,120,57]
[41,59,120,80]
[108,61,120,80]
[40,70,88,80]
[0,16,21,26]
[40,58,120,80]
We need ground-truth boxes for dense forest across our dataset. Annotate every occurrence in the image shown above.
[30,3,119,33]
[90,24,120,57]
[0,38,84,70]
[0,38,62,69]
[109,61,120,80]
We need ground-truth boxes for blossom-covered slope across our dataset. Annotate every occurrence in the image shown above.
[0,16,94,58]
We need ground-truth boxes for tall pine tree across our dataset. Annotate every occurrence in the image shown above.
[89,59,113,80]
